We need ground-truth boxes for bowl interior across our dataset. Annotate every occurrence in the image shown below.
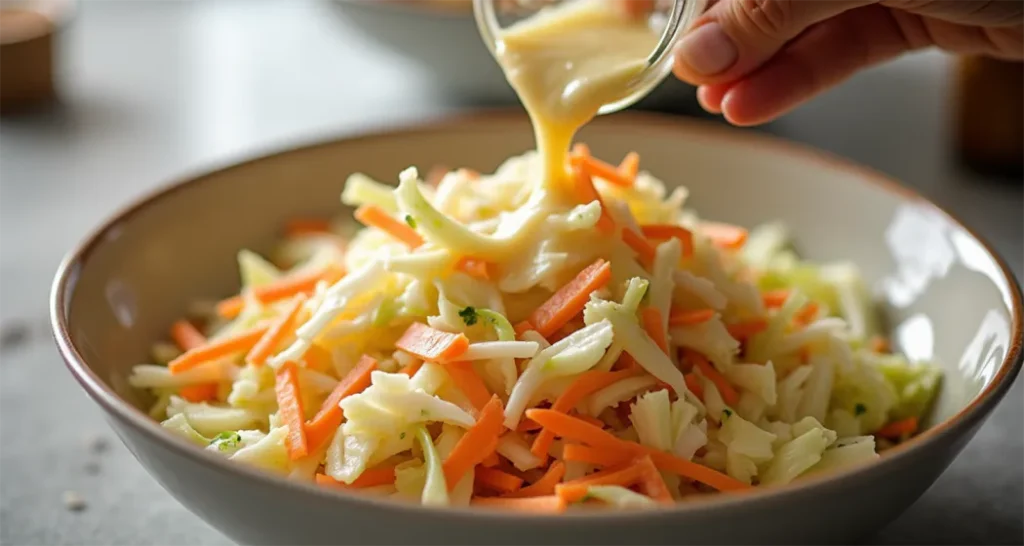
[58,112,1019,434]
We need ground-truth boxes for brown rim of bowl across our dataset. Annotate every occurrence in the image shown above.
[50,109,1022,521]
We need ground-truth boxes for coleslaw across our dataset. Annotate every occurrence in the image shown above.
[131,147,941,511]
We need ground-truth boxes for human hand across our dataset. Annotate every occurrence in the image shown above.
[672,0,1024,126]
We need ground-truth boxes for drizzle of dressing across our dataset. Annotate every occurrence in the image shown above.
[494,0,658,195]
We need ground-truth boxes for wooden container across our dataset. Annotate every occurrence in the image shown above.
[953,56,1024,179]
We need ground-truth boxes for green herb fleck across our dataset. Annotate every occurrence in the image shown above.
[722,408,733,419]
[854,403,867,416]
[210,431,242,452]
[400,432,406,440]
[404,215,417,228]
[459,306,478,326]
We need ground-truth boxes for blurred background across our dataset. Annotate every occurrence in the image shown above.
[0,1,1021,545]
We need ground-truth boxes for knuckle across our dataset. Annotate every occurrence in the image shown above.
[732,0,795,38]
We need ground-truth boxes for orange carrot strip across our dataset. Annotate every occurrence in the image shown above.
[285,218,332,237]
[398,359,424,377]
[559,462,643,490]
[275,361,308,460]
[794,301,820,326]
[686,351,739,406]
[304,355,377,452]
[442,396,505,490]
[684,372,704,400]
[170,320,207,351]
[640,307,669,354]
[525,259,612,339]
[482,451,501,468]
[570,146,615,234]
[354,204,424,249]
[442,361,493,412]
[633,455,673,504]
[168,325,269,374]
[526,409,749,492]
[668,308,716,327]
[726,319,768,340]
[455,257,491,280]
[640,224,694,256]
[395,322,470,362]
[315,465,397,489]
[700,221,748,250]
[869,336,891,354]
[570,147,634,188]
[246,294,307,367]
[621,228,657,268]
[761,289,791,308]
[876,416,919,439]
[562,443,632,467]
[618,151,640,181]
[179,383,219,403]
[471,495,567,513]
[475,466,525,494]
[513,320,534,338]
[170,321,218,401]
[503,461,566,498]
[216,265,344,319]
[531,368,640,458]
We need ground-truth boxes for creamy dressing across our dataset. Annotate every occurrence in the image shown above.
[494,0,658,193]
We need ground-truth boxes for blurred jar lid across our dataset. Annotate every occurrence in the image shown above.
[0,1,73,114]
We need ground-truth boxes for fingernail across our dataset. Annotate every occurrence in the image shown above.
[677,22,737,76]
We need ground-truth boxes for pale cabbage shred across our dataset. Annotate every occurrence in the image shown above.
[134,151,941,503]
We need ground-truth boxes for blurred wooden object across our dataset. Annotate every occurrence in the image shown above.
[0,7,56,114]
[953,56,1023,179]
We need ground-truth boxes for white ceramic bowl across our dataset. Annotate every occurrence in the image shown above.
[51,112,1022,545]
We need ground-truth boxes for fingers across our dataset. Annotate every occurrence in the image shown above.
[673,0,871,85]
[716,5,912,126]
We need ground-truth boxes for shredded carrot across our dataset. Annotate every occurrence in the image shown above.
[442,396,505,490]
[170,320,206,351]
[525,259,612,339]
[526,409,749,492]
[700,221,748,250]
[513,320,534,338]
[640,224,694,256]
[726,319,768,340]
[179,383,219,403]
[559,462,642,490]
[302,343,334,373]
[503,461,566,498]
[315,465,397,489]
[570,146,635,188]
[621,228,657,268]
[761,289,791,308]
[876,416,919,439]
[395,322,470,362]
[870,336,891,354]
[640,307,668,354]
[569,145,615,234]
[686,350,739,406]
[684,372,704,400]
[285,218,332,237]
[275,361,308,460]
[216,264,344,319]
[168,325,269,374]
[170,321,218,401]
[668,307,716,327]
[517,419,543,433]
[304,355,377,451]
[562,443,632,467]
[633,455,673,504]
[794,301,820,326]
[618,151,640,181]
[482,451,501,468]
[471,495,567,513]
[246,294,307,367]
[531,368,640,458]
[398,359,424,377]
[455,257,491,280]
[354,204,424,248]
[475,466,524,494]
[442,361,492,412]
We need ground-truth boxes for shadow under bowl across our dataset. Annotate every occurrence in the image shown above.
[51,111,1022,545]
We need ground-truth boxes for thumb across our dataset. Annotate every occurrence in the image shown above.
[673,0,871,85]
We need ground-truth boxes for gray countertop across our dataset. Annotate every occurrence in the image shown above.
[1,1,1021,545]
